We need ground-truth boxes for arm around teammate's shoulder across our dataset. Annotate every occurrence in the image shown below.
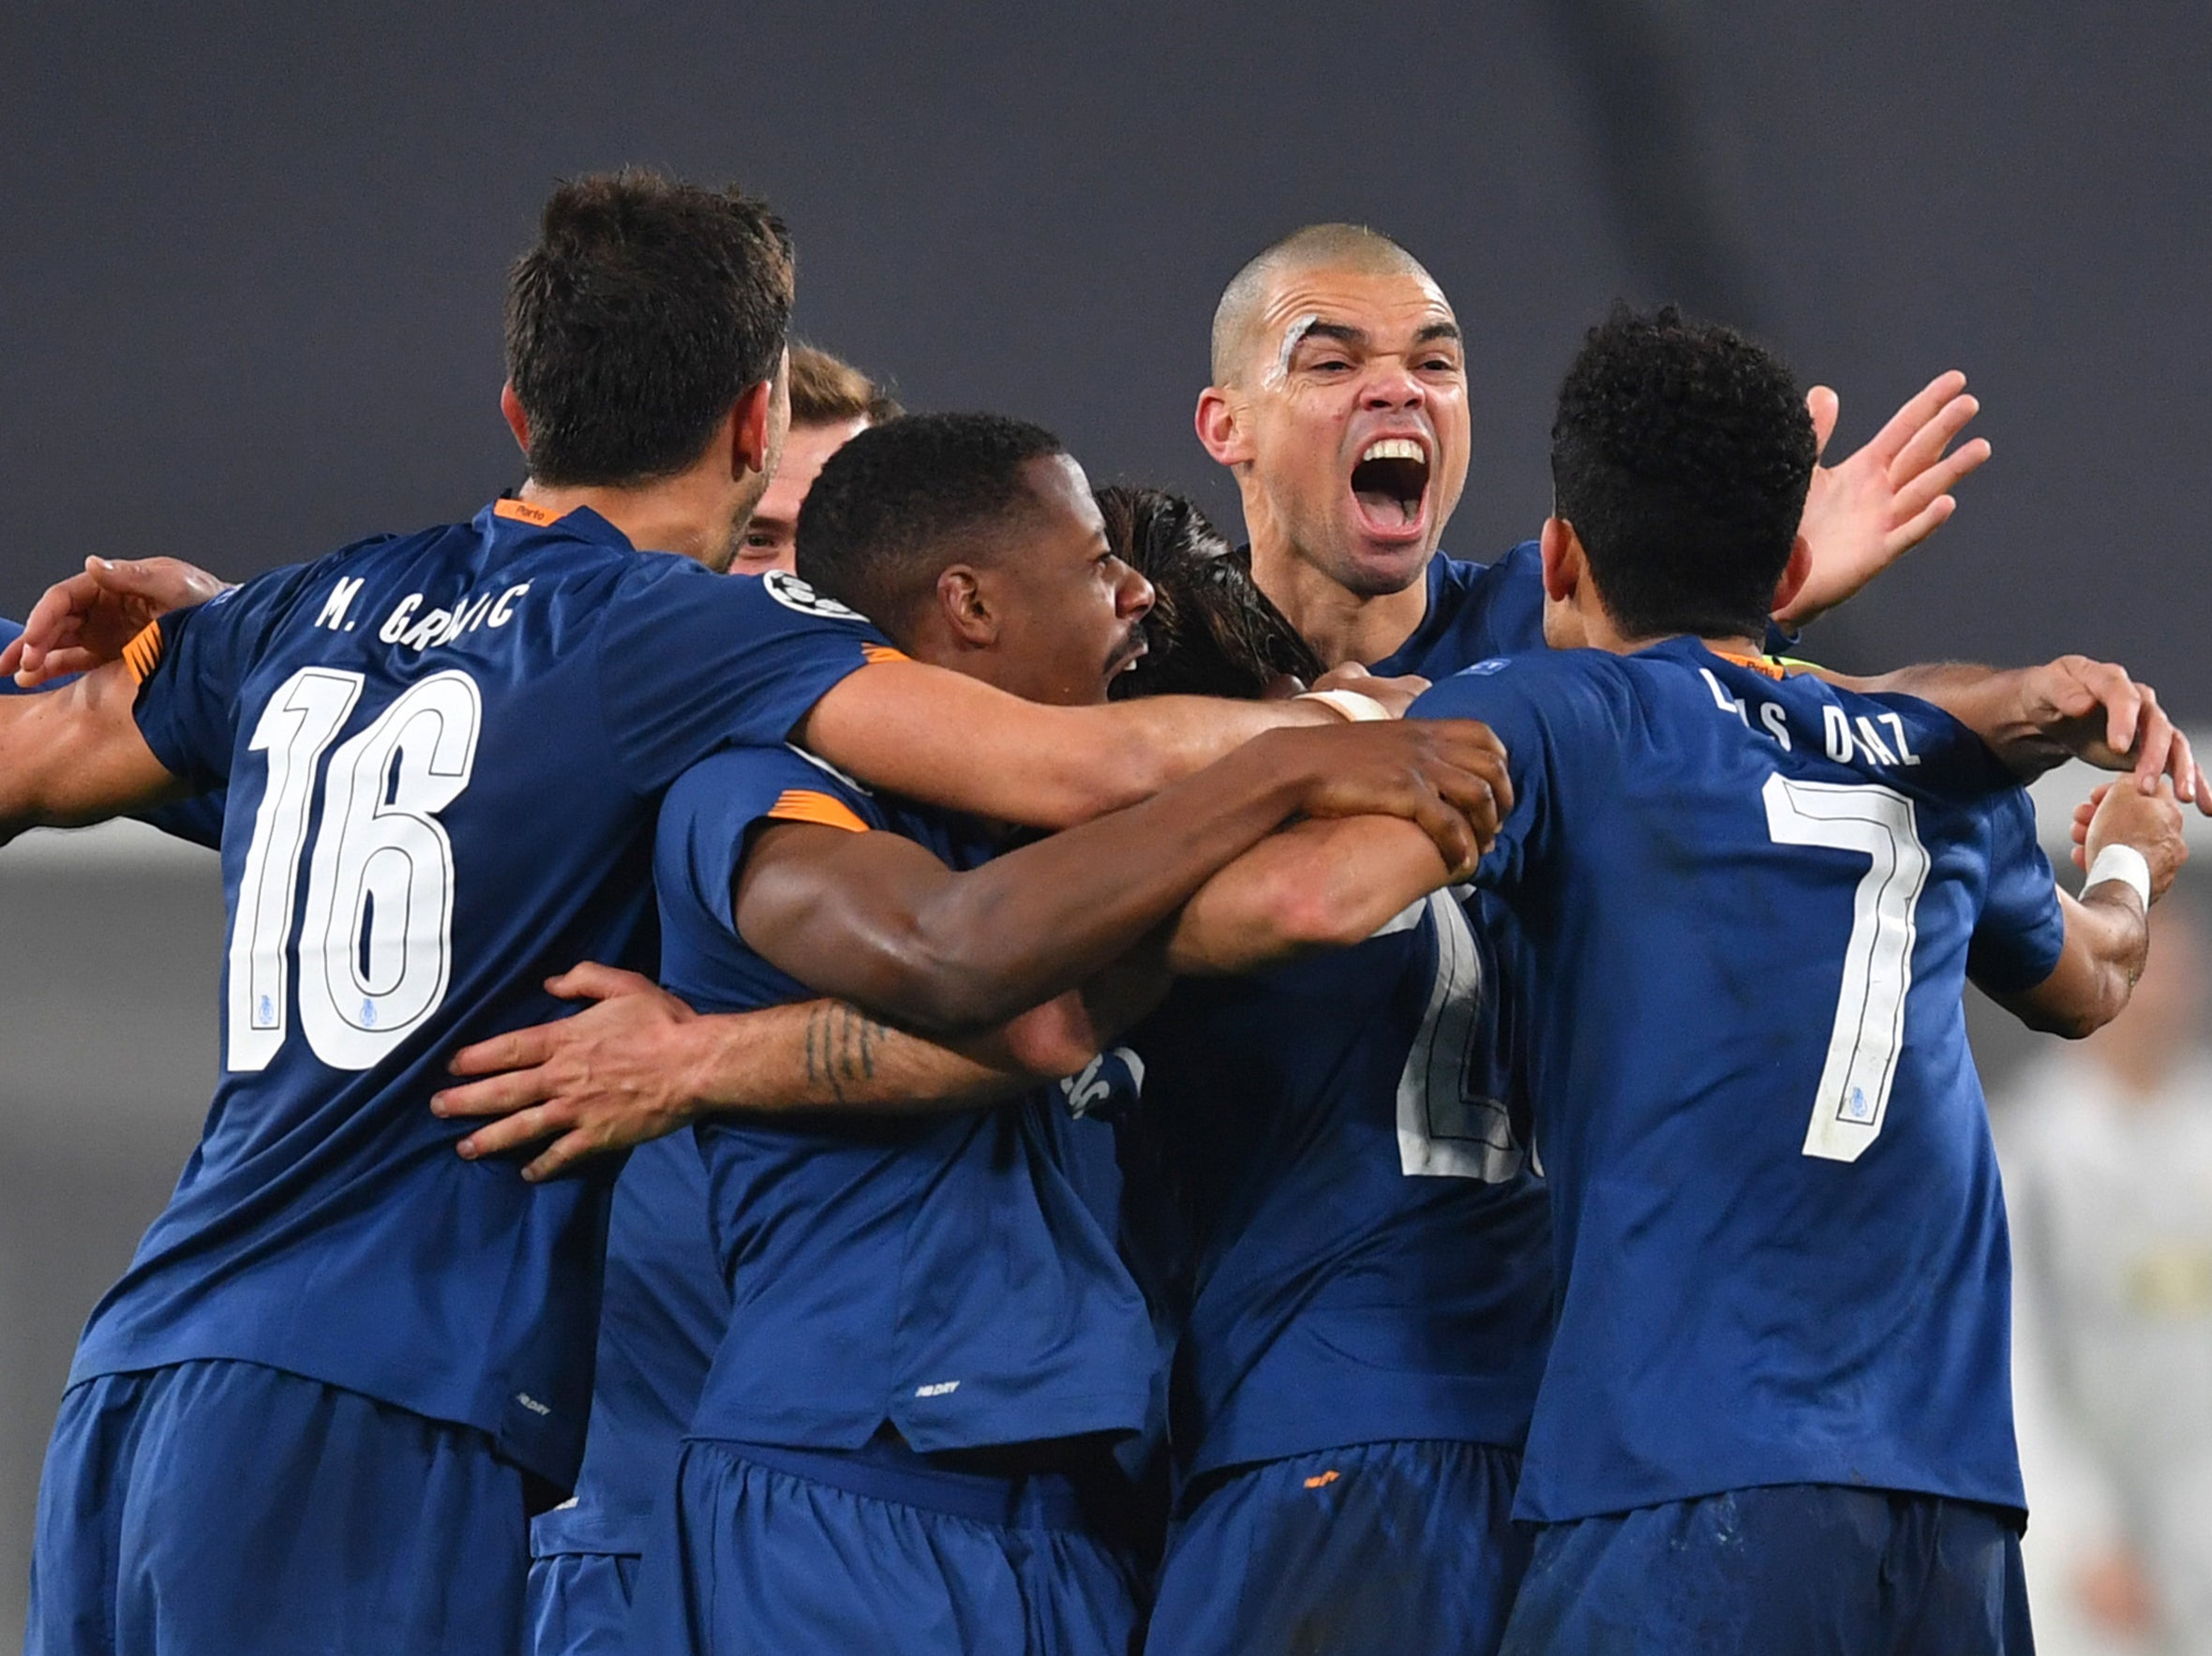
[736,717,1508,1031]
[1819,655,2207,813]
[1166,815,1454,974]
[797,657,1369,829]
[1988,779,2188,1039]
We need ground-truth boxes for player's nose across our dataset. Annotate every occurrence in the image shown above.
[1361,361,1425,410]
[1118,565,1156,620]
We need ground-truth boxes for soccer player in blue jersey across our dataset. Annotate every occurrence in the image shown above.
[0,176,1456,1656]
[5,358,897,1656]
[522,339,897,1656]
[1132,223,2202,1654]
[1409,306,2189,1654]
[616,412,1502,1654]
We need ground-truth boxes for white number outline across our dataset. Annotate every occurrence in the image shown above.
[1762,773,1931,1163]
[1397,889,1524,1182]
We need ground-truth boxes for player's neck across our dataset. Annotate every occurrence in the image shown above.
[1248,534,1430,668]
[1589,614,1766,662]
[516,474,734,570]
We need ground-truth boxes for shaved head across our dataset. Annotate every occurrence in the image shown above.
[1210,224,1435,385]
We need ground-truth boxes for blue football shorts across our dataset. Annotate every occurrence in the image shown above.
[28,1358,531,1656]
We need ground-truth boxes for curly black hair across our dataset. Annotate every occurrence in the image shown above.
[794,411,1065,629]
[1550,306,1816,641]
[1097,486,1323,701]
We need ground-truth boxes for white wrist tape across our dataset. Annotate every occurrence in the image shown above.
[2085,843,2153,911]
[1297,688,1392,724]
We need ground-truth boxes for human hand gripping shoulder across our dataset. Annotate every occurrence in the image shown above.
[1,553,232,688]
[1819,654,2208,815]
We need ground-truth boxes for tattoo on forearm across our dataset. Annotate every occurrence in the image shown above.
[803,1001,888,1103]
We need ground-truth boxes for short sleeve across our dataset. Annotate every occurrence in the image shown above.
[598,560,897,796]
[0,619,22,696]
[655,747,879,936]
[1967,785,2067,994]
[129,574,300,788]
[1411,652,1612,896]
[134,792,228,850]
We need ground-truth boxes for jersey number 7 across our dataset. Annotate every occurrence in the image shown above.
[1763,774,1931,1163]
[228,667,483,1072]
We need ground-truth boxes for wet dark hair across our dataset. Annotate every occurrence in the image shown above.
[796,412,1065,630]
[504,169,794,487]
[1551,305,1816,640]
[1098,486,1323,700]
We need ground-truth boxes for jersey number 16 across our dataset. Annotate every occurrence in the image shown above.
[227,667,483,1072]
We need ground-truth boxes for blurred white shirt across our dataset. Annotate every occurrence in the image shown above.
[2001,1048,2212,1656]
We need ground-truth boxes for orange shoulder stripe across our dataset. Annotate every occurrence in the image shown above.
[1711,649,1786,680]
[862,644,910,666]
[766,789,870,834]
[121,621,166,684]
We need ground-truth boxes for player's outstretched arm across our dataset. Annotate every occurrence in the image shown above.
[1777,370,1990,628]
[433,965,1113,1180]
[1987,779,2188,1038]
[1,556,232,688]
[737,718,1507,1034]
[1165,815,1459,976]
[1818,656,2208,813]
[0,660,191,843]
[797,657,1430,829]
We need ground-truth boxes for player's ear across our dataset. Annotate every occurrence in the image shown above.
[1539,516,1582,604]
[937,565,997,649]
[1770,534,1814,619]
[1195,386,1253,467]
[499,383,531,459]
[730,380,775,478]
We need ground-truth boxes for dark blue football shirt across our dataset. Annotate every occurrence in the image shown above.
[1414,638,2065,1524]
[533,1132,725,1558]
[1126,545,1557,1482]
[656,745,1158,1458]
[71,500,889,1484]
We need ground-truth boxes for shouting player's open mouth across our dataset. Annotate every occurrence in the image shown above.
[1347,433,1432,545]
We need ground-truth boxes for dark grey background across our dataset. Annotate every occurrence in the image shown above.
[2,4,2206,1647]
[3,3,2205,689]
